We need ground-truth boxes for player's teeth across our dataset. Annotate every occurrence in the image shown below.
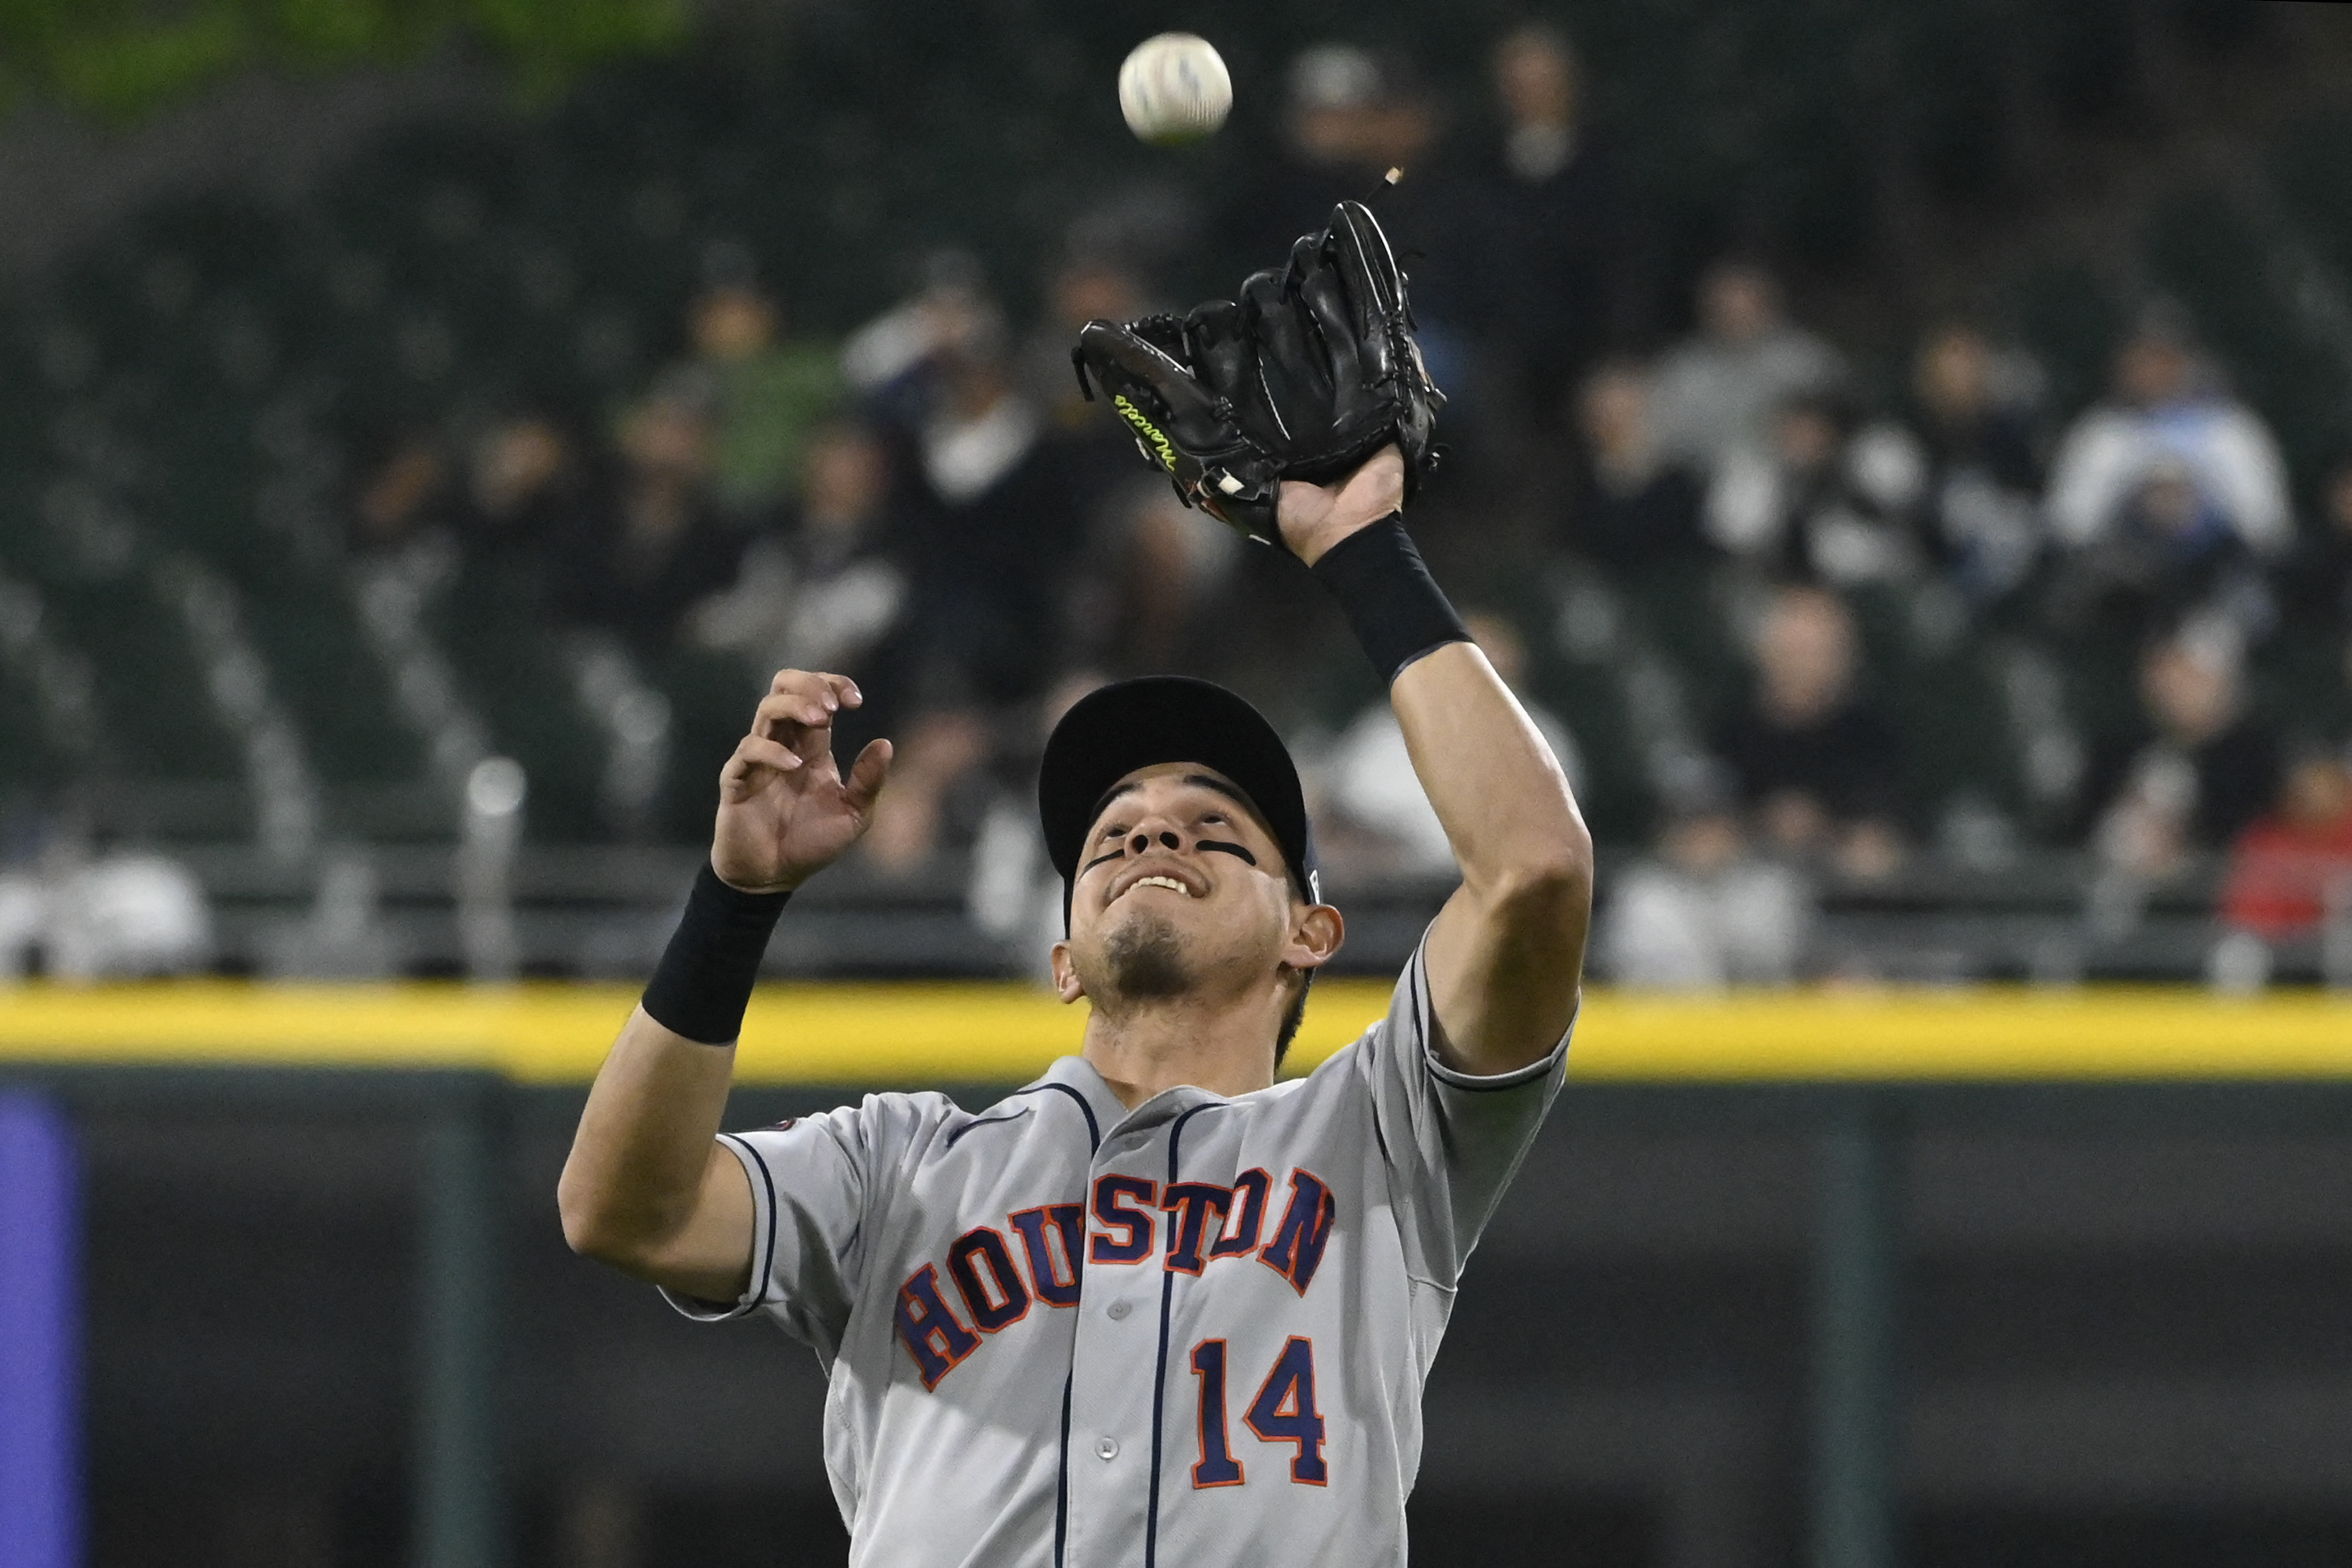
[1134,876,1190,896]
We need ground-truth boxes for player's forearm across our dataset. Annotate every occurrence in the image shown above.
[1290,466,1593,1046]
[559,851,788,1278]
[558,1006,741,1268]
[1395,640,1592,1077]
[1283,452,1584,888]
[1391,641,1593,903]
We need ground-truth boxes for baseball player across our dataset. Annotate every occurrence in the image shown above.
[559,203,1592,1566]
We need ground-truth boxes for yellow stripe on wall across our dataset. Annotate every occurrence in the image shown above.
[2,981,2350,1083]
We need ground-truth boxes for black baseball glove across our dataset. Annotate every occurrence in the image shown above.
[1070,199,1444,547]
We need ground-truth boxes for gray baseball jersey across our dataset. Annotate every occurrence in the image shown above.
[666,931,1570,1566]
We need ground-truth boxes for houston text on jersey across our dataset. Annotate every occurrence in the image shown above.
[894,1167,1337,1389]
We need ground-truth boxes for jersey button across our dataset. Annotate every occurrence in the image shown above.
[1094,1436,1120,1461]
[1106,1300,1130,1320]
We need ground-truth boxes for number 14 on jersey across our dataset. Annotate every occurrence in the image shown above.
[1189,1336,1327,1487]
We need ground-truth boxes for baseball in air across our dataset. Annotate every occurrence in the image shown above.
[1118,34,1232,146]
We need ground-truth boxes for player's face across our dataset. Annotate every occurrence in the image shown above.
[1064,763,1301,996]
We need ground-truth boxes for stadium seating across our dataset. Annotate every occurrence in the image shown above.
[0,12,2344,984]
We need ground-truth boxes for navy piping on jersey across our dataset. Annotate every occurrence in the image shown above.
[1145,1101,1225,1568]
[1436,1055,1564,1090]
[718,1133,779,1311]
[1014,1082,1102,1152]
[1024,1078,1098,1568]
[944,1107,1032,1148]
[1054,1371,1075,1568]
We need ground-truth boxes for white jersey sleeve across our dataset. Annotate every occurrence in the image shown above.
[660,1092,954,1359]
[1328,932,1572,1287]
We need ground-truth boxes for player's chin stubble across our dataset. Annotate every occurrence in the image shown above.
[1098,910,1194,1000]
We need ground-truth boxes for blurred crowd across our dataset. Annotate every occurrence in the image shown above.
[18,24,2347,987]
[308,24,2352,987]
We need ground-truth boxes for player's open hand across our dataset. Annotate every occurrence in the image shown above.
[712,670,893,893]
[1275,443,1407,565]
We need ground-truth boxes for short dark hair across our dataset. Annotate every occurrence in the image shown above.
[1273,967,1316,1067]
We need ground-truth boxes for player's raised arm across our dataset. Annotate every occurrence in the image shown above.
[1279,448,1594,1078]
[1074,196,1588,1076]
[557,670,892,1301]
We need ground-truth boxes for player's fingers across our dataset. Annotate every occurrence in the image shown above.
[763,669,844,714]
[754,689,837,739]
[719,735,803,797]
[772,670,842,713]
[817,672,864,710]
[736,735,804,774]
[768,665,839,695]
[840,737,894,816]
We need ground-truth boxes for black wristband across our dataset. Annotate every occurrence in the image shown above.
[641,864,791,1046]
[1309,513,1472,684]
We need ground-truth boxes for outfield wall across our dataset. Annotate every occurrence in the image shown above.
[7,986,2352,1568]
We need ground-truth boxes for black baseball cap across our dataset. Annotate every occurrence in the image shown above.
[1039,676,1321,928]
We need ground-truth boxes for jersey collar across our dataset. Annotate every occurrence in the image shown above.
[1032,1055,1232,1146]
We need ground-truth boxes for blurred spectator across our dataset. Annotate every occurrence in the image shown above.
[690,421,907,680]
[0,866,40,980]
[859,707,993,874]
[1018,253,1180,517]
[1224,46,1467,387]
[552,392,749,652]
[2085,621,2281,877]
[2044,318,2292,641]
[1598,800,1814,987]
[2217,751,2352,942]
[1066,480,1244,676]
[2323,461,2352,747]
[1648,260,1843,477]
[1900,323,2047,607]
[1020,254,1154,437]
[1273,45,1440,214]
[2280,453,2352,626]
[842,252,1000,419]
[851,273,1086,711]
[10,847,213,981]
[459,408,593,567]
[828,267,1093,873]
[1705,388,1923,587]
[1320,612,1580,874]
[1711,585,1906,876]
[1462,25,1640,416]
[1283,43,1386,170]
[350,429,454,559]
[1562,362,1709,574]
[654,253,842,518]
[964,670,1114,975]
